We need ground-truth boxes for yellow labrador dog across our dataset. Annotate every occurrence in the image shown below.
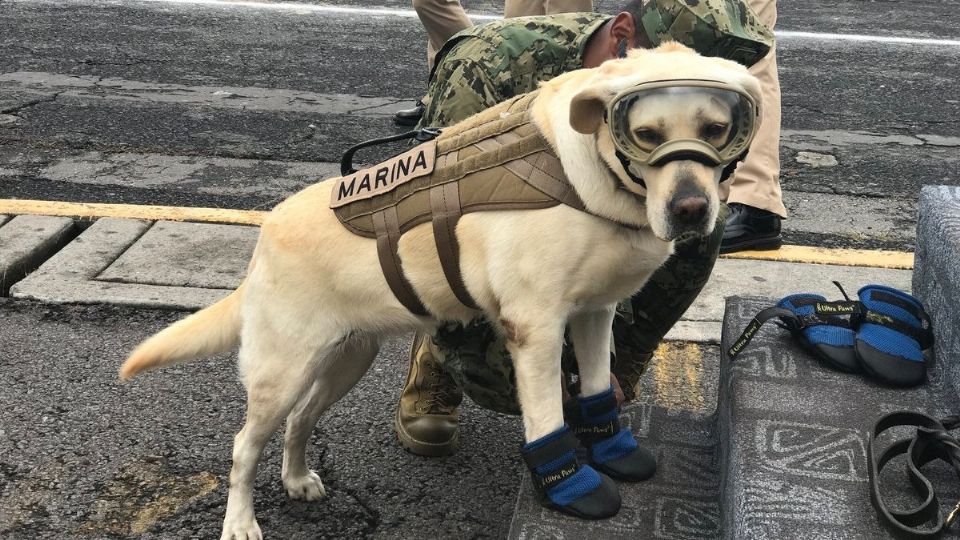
[120,43,761,539]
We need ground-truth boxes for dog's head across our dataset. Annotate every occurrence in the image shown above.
[566,43,763,241]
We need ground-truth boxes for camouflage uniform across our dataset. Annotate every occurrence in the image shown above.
[415,8,773,415]
[640,0,772,66]
[418,13,609,129]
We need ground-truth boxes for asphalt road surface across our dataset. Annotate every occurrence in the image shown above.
[0,299,522,539]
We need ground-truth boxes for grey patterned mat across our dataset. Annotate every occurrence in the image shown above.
[509,296,959,539]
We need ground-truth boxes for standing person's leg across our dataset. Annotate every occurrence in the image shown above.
[504,0,545,18]
[544,0,593,14]
[413,0,473,71]
[395,330,464,456]
[719,0,785,253]
[396,0,473,126]
[504,0,592,17]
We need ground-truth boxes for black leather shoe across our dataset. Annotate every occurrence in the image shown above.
[720,203,782,254]
[394,101,425,127]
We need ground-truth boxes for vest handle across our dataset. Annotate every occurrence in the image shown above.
[340,128,443,176]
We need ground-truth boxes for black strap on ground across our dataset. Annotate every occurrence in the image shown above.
[340,127,442,175]
[727,306,797,359]
[727,298,899,360]
[868,411,960,539]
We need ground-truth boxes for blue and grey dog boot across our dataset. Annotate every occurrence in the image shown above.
[855,285,933,387]
[728,292,858,373]
[777,294,860,372]
[569,387,656,482]
[521,425,621,519]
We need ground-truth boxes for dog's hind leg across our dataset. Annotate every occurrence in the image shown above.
[281,335,380,501]
[221,328,341,540]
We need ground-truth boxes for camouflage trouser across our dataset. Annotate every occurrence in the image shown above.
[429,209,728,415]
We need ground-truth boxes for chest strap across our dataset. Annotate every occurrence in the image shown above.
[430,183,479,310]
[373,207,430,316]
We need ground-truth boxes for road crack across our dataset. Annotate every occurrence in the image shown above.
[1,92,62,116]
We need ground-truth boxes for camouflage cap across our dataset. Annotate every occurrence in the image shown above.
[639,0,775,67]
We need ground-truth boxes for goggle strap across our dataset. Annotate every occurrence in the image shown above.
[615,150,646,188]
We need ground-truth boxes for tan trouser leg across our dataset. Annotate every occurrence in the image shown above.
[504,0,593,18]
[413,0,473,71]
[720,0,786,218]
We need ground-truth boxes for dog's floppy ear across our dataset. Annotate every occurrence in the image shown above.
[569,85,612,134]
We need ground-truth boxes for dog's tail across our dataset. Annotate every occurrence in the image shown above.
[119,282,245,380]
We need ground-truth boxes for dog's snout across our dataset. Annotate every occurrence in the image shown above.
[669,195,709,223]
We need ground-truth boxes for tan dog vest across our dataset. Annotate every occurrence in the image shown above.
[331,91,615,316]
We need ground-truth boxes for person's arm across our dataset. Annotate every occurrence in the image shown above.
[419,58,503,128]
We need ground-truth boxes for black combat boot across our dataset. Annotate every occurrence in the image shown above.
[393,100,425,127]
[720,202,782,253]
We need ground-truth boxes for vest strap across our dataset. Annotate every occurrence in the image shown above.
[430,183,480,310]
[373,208,430,316]
[503,149,585,212]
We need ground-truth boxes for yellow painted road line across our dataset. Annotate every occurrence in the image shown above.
[0,199,266,226]
[652,342,705,413]
[0,199,915,269]
[723,245,914,270]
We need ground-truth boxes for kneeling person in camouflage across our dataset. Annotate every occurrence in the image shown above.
[397,0,773,456]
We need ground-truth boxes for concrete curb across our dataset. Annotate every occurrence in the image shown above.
[10,218,258,309]
[0,214,77,295]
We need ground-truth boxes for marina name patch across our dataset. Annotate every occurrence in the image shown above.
[330,141,437,208]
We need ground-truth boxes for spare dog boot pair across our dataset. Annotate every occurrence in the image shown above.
[570,387,657,482]
[729,284,933,387]
[521,426,620,519]
[855,285,932,387]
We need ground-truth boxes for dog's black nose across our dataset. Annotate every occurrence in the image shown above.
[669,196,709,223]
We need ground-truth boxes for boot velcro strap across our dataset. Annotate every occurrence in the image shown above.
[863,309,935,349]
[572,420,619,445]
[532,458,580,491]
[583,393,618,418]
[522,431,579,470]
[522,430,582,491]
[728,306,797,359]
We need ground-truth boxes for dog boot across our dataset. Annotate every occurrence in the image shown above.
[855,285,933,387]
[728,293,859,373]
[777,293,860,372]
[569,387,656,482]
[521,426,621,519]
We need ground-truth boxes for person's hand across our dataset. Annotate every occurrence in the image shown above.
[560,374,626,408]
[610,373,626,407]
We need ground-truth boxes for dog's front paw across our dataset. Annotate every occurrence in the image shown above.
[220,517,262,540]
[283,470,327,501]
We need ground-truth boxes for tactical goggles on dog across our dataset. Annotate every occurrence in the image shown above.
[606,79,759,169]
